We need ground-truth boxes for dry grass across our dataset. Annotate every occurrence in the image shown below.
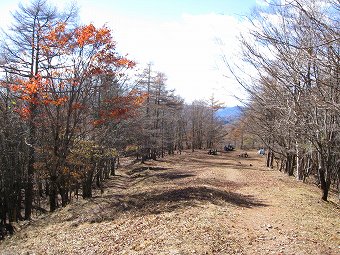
[1,150,339,255]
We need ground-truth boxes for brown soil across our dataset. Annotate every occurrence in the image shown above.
[1,150,339,255]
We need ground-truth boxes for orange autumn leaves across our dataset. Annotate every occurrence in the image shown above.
[43,22,69,49]
[11,74,67,118]
[43,23,109,51]
[43,22,135,73]
[10,22,140,123]
[76,24,111,47]
[93,90,148,126]
[74,24,136,75]
[12,74,66,105]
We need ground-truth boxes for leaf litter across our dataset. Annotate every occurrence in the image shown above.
[1,150,339,254]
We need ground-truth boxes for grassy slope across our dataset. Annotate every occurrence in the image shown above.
[1,150,339,255]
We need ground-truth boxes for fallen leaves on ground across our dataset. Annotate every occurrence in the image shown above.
[1,150,339,255]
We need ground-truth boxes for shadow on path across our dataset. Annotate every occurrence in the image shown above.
[126,166,169,176]
[74,186,267,224]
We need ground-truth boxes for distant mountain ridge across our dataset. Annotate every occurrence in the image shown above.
[216,106,243,123]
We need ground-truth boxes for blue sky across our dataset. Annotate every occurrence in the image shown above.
[0,0,267,106]
[100,0,257,20]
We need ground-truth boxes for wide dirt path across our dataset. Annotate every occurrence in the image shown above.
[1,150,339,255]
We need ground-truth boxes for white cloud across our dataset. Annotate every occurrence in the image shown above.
[97,12,249,106]
[0,0,24,29]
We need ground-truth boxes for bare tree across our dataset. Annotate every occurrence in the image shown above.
[231,0,339,200]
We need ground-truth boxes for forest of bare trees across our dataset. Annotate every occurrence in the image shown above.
[0,0,225,231]
[232,0,339,201]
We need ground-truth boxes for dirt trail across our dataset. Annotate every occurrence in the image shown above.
[1,150,339,255]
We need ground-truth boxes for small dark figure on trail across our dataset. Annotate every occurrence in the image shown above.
[258,148,265,156]
[238,152,249,158]
[224,144,235,151]
[208,149,218,155]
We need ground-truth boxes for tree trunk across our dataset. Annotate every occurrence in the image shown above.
[1,199,7,224]
[82,178,92,199]
[82,167,94,199]
[59,187,69,207]
[45,179,49,197]
[269,151,274,168]
[318,151,330,201]
[25,127,35,219]
[319,169,329,201]
[38,181,43,197]
[16,187,23,221]
[295,142,302,180]
[266,149,274,168]
[110,158,116,176]
[49,175,58,212]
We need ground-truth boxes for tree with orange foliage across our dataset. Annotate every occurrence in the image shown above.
[0,0,139,215]
[39,21,137,208]
[0,0,79,219]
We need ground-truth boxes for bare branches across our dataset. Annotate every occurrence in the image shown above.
[234,0,339,200]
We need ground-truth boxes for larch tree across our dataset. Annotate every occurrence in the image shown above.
[231,0,339,201]
[0,0,78,219]
[0,0,138,218]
